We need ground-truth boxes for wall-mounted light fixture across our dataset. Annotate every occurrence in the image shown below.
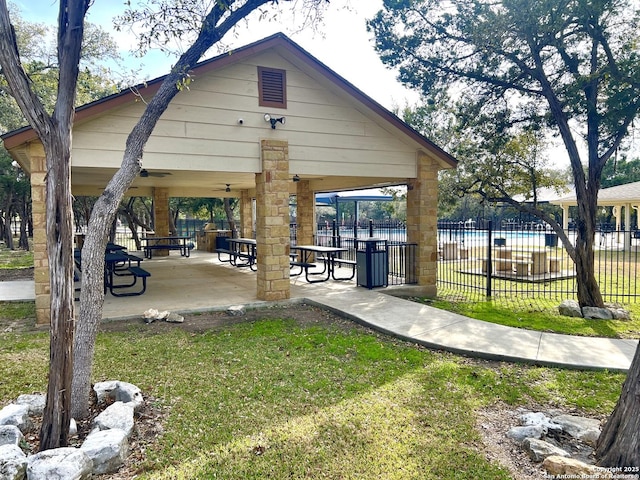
[225,184,231,193]
[264,113,286,129]
[292,174,300,182]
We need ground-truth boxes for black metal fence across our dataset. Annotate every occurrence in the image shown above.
[310,220,417,286]
[437,222,640,303]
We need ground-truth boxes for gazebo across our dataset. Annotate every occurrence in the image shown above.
[2,33,457,324]
[552,181,640,248]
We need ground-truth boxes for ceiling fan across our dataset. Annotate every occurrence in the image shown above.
[139,169,172,178]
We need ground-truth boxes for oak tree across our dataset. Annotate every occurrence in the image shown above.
[369,0,640,308]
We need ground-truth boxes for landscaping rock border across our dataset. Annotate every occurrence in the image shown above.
[0,381,143,479]
[558,300,631,320]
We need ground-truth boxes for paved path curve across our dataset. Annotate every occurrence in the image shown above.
[305,288,637,372]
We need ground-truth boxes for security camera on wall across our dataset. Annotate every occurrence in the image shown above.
[237,118,244,125]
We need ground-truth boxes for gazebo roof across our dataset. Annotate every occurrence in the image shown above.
[315,189,394,205]
[2,33,457,170]
[552,181,640,207]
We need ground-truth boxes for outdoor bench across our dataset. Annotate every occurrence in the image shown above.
[511,259,532,276]
[110,266,151,297]
[215,248,233,263]
[318,256,356,266]
[477,257,519,273]
[290,260,317,276]
[317,256,356,280]
[113,253,144,275]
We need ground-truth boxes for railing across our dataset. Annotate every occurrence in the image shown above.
[437,222,640,303]
[311,219,417,286]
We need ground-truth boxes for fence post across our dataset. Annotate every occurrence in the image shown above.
[332,219,339,248]
[486,220,493,298]
[369,219,374,237]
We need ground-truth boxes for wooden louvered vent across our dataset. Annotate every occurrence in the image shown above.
[258,67,287,108]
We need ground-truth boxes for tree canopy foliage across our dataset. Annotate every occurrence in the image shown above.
[369,0,640,308]
[0,6,122,251]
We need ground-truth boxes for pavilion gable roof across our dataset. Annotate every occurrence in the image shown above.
[2,33,457,170]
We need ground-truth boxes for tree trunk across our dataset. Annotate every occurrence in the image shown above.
[573,224,604,307]
[17,197,29,251]
[224,198,236,235]
[71,204,113,419]
[39,141,75,451]
[2,210,13,249]
[2,195,14,249]
[596,344,640,467]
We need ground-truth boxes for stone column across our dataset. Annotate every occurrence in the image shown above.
[295,180,315,247]
[239,190,253,238]
[406,151,439,297]
[255,140,290,301]
[29,143,50,325]
[152,187,170,256]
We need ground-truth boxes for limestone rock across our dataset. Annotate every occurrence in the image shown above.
[0,444,27,480]
[552,414,601,446]
[0,404,31,433]
[582,306,613,319]
[94,381,144,412]
[15,394,45,416]
[523,438,570,462]
[0,425,23,447]
[26,447,93,480]
[542,455,612,478]
[558,300,582,318]
[165,312,184,323]
[227,305,246,316]
[506,425,544,445]
[609,307,631,320]
[80,428,129,475]
[92,402,135,437]
[519,412,562,432]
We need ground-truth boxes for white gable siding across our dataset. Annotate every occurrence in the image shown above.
[71,49,417,179]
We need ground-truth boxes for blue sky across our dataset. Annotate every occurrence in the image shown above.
[14,0,420,111]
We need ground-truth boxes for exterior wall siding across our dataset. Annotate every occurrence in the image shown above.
[71,50,417,181]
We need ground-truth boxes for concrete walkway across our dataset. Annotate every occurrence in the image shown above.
[1,252,636,372]
[301,287,637,372]
[0,280,35,301]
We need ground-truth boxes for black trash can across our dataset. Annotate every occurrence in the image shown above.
[215,232,230,250]
[544,233,558,247]
[494,238,507,247]
[356,238,388,289]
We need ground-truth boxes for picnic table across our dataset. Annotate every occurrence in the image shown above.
[74,245,151,297]
[226,238,257,270]
[291,245,356,283]
[142,236,192,259]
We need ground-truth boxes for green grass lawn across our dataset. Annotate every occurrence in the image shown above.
[0,244,632,477]
[0,245,33,269]
[0,307,626,479]
[429,292,640,338]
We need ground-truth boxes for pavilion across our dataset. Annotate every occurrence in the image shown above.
[1,33,457,324]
